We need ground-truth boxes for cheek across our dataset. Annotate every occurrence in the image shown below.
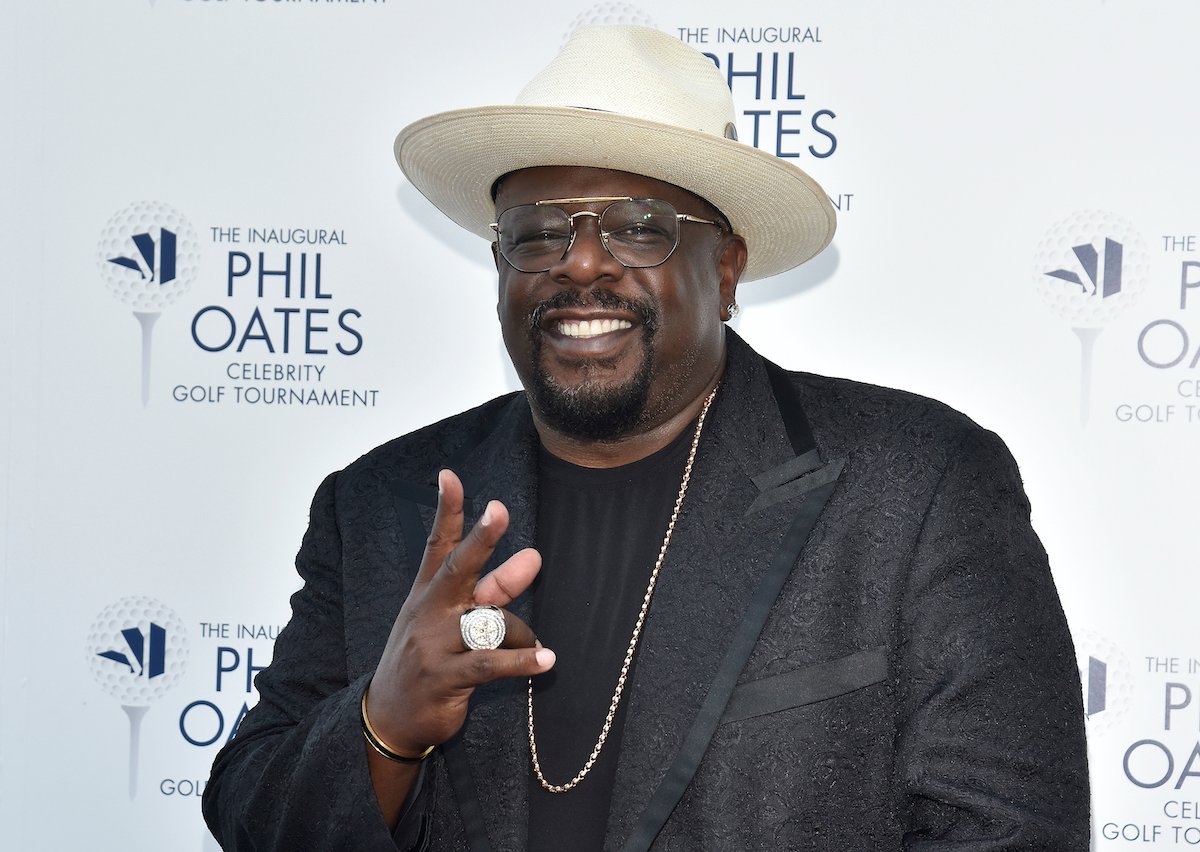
[496,277,533,353]
[496,273,522,320]
[656,269,722,332]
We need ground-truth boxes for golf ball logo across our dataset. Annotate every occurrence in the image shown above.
[87,596,188,797]
[1032,211,1148,425]
[1073,629,1133,735]
[565,3,657,44]
[1034,211,1148,328]
[97,202,200,406]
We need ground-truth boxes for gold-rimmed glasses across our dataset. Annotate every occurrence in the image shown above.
[490,196,723,273]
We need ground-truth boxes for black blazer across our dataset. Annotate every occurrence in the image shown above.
[204,331,1089,850]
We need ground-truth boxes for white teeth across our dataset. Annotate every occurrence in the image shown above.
[557,318,633,338]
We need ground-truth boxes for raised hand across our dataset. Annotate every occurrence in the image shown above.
[365,469,553,766]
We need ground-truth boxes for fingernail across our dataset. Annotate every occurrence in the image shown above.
[535,648,556,669]
[534,639,544,649]
[480,503,493,527]
[437,470,446,495]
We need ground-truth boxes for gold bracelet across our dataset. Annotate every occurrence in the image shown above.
[360,691,435,764]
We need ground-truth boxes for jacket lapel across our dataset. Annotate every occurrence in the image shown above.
[438,398,540,852]
[381,334,844,851]
[605,334,845,851]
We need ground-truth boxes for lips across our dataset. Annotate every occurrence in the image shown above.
[527,289,659,360]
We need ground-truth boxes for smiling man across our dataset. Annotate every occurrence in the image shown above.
[494,167,741,465]
[204,25,1089,852]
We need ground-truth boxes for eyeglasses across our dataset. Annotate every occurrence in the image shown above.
[490,196,723,273]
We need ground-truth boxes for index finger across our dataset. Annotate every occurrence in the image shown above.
[427,498,510,597]
[414,469,465,586]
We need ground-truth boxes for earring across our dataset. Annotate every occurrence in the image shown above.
[726,302,739,320]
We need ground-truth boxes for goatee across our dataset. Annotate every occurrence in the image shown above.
[526,289,660,442]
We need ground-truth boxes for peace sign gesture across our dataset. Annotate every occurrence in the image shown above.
[363,469,554,822]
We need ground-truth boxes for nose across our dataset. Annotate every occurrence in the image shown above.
[549,211,623,284]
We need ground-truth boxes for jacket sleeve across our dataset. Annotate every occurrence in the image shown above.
[896,427,1090,849]
[202,471,430,852]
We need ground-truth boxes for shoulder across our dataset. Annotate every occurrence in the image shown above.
[773,366,1012,478]
[727,331,995,469]
[794,370,976,438]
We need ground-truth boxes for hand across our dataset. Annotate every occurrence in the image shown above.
[365,469,554,755]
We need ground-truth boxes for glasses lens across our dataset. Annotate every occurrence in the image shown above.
[601,199,680,268]
[496,205,571,273]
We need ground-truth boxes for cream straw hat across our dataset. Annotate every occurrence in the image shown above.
[394,25,835,282]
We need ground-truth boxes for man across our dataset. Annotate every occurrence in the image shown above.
[203,25,1089,851]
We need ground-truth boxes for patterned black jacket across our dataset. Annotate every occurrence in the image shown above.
[204,330,1089,851]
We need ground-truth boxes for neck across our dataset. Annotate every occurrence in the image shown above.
[532,361,725,468]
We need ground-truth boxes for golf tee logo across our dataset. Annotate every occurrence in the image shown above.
[1032,212,1148,426]
[97,202,199,406]
[87,597,189,798]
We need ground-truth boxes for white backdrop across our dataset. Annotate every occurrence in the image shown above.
[3,1,1199,849]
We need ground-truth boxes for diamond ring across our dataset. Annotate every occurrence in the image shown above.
[460,605,506,650]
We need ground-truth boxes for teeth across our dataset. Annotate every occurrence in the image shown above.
[557,318,633,338]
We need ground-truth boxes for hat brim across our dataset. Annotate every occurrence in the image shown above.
[395,106,835,282]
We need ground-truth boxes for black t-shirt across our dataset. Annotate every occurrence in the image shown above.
[527,427,693,851]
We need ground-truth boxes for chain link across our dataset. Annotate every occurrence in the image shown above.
[528,385,719,793]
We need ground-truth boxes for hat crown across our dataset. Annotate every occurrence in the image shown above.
[394,23,835,281]
[515,26,737,139]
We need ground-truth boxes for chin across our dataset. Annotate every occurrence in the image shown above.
[527,361,654,442]
[523,313,658,441]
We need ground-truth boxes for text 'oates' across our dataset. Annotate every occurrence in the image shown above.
[190,251,364,355]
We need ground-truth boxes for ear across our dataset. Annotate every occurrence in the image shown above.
[491,241,501,272]
[717,234,747,317]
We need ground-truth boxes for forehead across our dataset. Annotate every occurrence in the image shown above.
[494,166,716,216]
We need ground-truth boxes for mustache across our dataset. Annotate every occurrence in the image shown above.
[528,288,660,332]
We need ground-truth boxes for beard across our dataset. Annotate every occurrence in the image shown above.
[524,289,660,442]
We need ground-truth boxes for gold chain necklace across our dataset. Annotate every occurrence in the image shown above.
[528,385,719,793]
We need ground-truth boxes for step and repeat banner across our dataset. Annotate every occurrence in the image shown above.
[2,1,1198,849]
